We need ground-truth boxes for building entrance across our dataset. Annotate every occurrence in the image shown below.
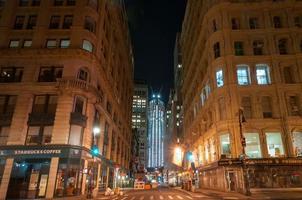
[7,158,50,199]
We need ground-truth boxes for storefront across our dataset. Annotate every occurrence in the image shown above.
[198,158,302,194]
[0,145,102,199]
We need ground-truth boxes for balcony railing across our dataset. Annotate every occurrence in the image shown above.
[28,113,55,126]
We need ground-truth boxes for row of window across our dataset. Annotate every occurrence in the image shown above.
[13,15,96,33]
[215,64,271,88]
[212,14,302,33]
[8,38,94,52]
[214,38,302,59]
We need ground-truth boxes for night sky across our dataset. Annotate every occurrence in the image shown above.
[125,0,187,102]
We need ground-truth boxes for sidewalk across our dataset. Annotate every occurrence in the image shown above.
[174,187,302,200]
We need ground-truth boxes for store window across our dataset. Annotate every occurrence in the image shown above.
[256,64,271,85]
[237,65,250,85]
[216,69,224,87]
[293,132,302,157]
[55,158,83,197]
[266,132,284,157]
[7,159,50,199]
[220,133,231,158]
[82,40,93,52]
[244,133,262,158]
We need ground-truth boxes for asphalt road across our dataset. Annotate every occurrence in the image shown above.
[97,187,220,200]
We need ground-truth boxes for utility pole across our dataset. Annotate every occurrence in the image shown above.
[238,108,251,196]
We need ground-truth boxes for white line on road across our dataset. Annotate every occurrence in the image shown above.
[150,195,154,200]
[121,197,127,200]
[176,195,183,199]
[186,196,193,199]
[168,195,173,199]
[159,195,164,200]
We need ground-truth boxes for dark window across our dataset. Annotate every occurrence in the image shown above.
[66,0,76,6]
[74,96,85,114]
[53,0,63,6]
[249,17,259,29]
[300,40,302,52]
[31,0,40,6]
[106,102,112,114]
[273,16,282,28]
[0,67,23,83]
[294,16,302,28]
[87,0,98,10]
[0,95,17,115]
[213,42,220,58]
[0,0,5,7]
[262,96,273,118]
[212,19,217,32]
[288,96,300,116]
[32,95,58,114]
[283,66,295,84]
[38,66,63,82]
[19,0,29,6]
[102,122,109,156]
[253,40,264,55]
[49,15,60,29]
[77,69,89,81]
[231,18,240,30]
[234,41,244,56]
[62,15,73,29]
[27,15,37,29]
[14,16,25,29]
[278,38,288,55]
[84,16,96,33]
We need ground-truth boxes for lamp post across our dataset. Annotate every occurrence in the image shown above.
[238,108,251,196]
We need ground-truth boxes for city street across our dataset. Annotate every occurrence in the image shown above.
[97,187,219,200]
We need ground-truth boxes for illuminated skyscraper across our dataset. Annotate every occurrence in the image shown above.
[148,95,165,168]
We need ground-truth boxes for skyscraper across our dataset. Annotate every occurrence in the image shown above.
[0,0,133,199]
[148,95,165,168]
[132,80,148,171]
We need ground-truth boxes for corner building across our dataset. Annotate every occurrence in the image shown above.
[0,0,133,199]
[181,0,302,194]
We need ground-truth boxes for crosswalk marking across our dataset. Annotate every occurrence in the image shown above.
[176,195,183,199]
[168,195,173,199]
[159,195,164,199]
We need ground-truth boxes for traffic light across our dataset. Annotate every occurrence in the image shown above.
[91,145,99,156]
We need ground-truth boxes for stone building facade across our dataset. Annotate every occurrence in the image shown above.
[181,0,302,194]
[0,0,133,199]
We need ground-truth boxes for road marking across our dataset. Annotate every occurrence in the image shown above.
[176,195,183,199]
[159,195,164,200]
[150,195,154,200]
[140,196,144,200]
[186,196,193,199]
[121,197,127,200]
[130,197,135,200]
[168,195,173,199]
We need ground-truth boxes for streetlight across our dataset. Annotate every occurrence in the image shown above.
[239,108,251,196]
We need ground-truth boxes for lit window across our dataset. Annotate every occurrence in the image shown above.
[216,69,224,87]
[245,133,262,158]
[82,40,93,52]
[220,134,231,157]
[256,64,271,85]
[293,132,302,157]
[46,39,57,48]
[23,40,32,48]
[68,125,83,146]
[266,132,284,157]
[60,39,70,48]
[9,40,20,48]
[237,65,250,85]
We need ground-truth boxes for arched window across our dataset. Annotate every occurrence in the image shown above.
[82,40,93,52]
